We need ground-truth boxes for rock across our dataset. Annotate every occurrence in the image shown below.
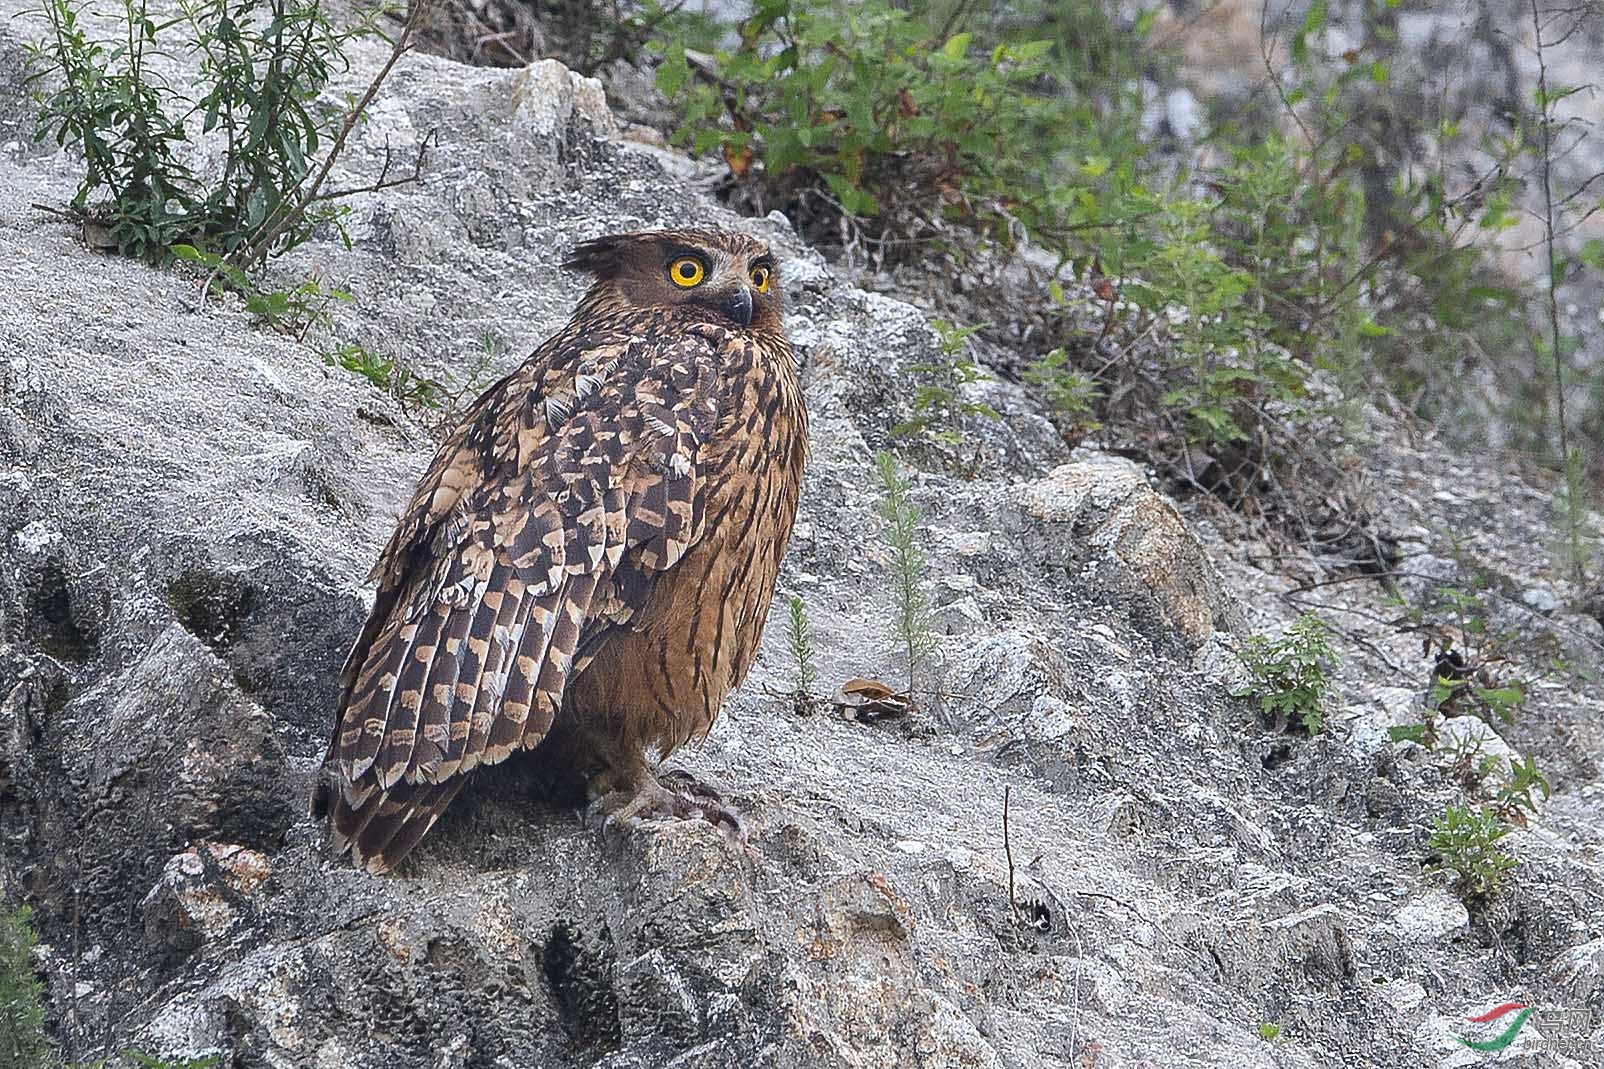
[1552,936,1604,1008]
[512,59,620,142]
[1018,455,1239,648]
[1387,890,1471,945]
[1522,585,1562,614]
[141,843,273,958]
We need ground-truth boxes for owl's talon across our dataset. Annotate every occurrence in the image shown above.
[590,768,751,851]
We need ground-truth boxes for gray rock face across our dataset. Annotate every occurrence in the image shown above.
[1,4,1602,1068]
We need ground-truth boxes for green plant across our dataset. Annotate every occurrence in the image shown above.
[1023,346,1100,431]
[324,342,442,410]
[1,905,54,1069]
[1428,804,1518,902]
[1024,145,1353,498]
[173,244,352,334]
[1527,0,1596,583]
[874,451,937,697]
[1442,731,1499,792]
[28,0,421,267]
[656,0,1080,257]
[1256,1021,1283,1043]
[127,1053,221,1068]
[1237,613,1338,734]
[893,320,998,445]
[1492,754,1551,828]
[1385,580,1530,753]
[786,593,818,715]
[1552,446,1598,582]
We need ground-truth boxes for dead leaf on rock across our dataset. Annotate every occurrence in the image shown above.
[832,677,916,721]
[723,142,755,179]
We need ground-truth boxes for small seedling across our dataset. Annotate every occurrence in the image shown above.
[1551,446,1597,584]
[1024,347,1102,429]
[325,343,443,411]
[1442,731,1499,792]
[1492,755,1551,828]
[1428,804,1518,902]
[172,245,352,336]
[894,320,999,445]
[1256,1022,1283,1043]
[787,594,819,715]
[875,451,938,699]
[1236,613,1338,734]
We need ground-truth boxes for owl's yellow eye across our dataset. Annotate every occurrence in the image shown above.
[668,257,706,288]
[749,265,772,293]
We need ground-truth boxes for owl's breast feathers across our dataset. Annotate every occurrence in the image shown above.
[313,305,806,871]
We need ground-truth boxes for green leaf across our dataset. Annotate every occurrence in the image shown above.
[941,32,971,60]
[656,43,690,98]
[169,243,219,267]
[1579,237,1604,271]
[1301,0,1328,34]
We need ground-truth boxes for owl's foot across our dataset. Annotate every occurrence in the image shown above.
[589,767,749,846]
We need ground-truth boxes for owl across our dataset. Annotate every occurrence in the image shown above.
[312,229,808,873]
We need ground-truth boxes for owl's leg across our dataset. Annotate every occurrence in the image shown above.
[588,764,748,845]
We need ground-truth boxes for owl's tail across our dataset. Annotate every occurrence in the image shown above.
[311,771,466,875]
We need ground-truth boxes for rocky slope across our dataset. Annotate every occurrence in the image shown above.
[1,3,1602,1068]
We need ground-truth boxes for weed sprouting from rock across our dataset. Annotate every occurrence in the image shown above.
[874,451,937,700]
[893,320,998,448]
[1237,613,1338,734]
[324,342,443,411]
[786,594,818,715]
[1428,804,1518,904]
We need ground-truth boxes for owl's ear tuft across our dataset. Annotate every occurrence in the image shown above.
[562,232,639,277]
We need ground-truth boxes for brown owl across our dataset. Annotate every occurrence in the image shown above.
[312,229,808,873]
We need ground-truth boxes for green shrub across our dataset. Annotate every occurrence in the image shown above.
[1,905,54,1069]
[1237,613,1338,734]
[656,0,1078,256]
[1428,804,1518,902]
[644,0,1604,539]
[28,0,400,266]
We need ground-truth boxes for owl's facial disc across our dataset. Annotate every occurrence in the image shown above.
[658,244,773,328]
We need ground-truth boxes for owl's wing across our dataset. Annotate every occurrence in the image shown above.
[315,318,731,872]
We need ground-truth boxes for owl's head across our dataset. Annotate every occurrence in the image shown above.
[563,228,783,332]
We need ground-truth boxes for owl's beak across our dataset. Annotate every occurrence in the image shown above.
[724,286,753,327]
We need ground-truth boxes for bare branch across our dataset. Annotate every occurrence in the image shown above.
[227,0,431,274]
